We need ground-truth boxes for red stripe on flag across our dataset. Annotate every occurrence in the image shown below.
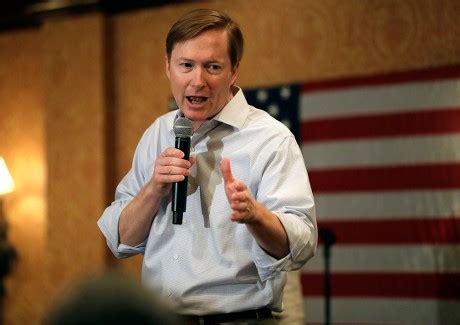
[301,108,460,143]
[318,218,460,245]
[302,65,460,93]
[301,272,460,299]
[309,163,460,192]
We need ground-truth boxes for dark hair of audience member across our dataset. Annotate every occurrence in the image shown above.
[43,270,182,325]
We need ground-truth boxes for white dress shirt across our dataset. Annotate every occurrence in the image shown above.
[97,87,317,315]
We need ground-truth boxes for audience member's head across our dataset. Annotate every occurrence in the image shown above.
[44,270,182,325]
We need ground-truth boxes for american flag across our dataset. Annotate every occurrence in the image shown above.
[244,66,460,325]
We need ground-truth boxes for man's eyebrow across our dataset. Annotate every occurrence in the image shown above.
[201,58,226,66]
[176,57,193,61]
[175,57,224,65]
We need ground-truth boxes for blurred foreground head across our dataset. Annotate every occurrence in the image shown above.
[44,271,181,325]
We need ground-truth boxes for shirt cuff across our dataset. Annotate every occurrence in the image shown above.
[252,241,291,282]
[252,212,316,281]
[97,200,146,258]
[118,241,146,255]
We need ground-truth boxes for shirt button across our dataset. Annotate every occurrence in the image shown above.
[173,254,178,260]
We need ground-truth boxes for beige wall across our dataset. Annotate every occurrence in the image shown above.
[0,0,459,324]
[43,13,107,292]
[0,29,47,325]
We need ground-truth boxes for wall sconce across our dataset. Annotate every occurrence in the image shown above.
[0,156,15,197]
[0,156,17,298]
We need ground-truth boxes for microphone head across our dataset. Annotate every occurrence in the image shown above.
[173,117,193,138]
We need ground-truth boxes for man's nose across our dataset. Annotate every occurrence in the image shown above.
[191,68,205,88]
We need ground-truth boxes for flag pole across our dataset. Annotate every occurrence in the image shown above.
[319,227,336,325]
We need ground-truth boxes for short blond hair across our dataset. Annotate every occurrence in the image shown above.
[166,9,244,69]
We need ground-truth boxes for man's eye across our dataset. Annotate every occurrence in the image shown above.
[208,65,221,73]
[180,62,193,69]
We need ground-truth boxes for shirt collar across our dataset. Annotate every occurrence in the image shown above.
[212,86,249,129]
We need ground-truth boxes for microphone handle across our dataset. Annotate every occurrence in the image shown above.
[172,136,191,224]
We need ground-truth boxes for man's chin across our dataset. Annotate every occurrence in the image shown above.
[181,109,208,121]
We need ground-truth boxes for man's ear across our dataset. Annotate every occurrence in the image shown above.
[230,62,240,85]
[165,54,171,79]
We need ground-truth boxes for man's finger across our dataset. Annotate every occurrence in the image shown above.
[220,158,234,183]
[189,156,196,166]
[160,147,185,158]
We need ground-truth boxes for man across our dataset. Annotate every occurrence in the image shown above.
[44,271,181,325]
[98,8,317,324]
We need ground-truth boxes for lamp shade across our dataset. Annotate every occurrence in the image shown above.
[0,156,14,195]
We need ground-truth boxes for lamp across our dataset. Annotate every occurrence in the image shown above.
[0,156,16,299]
[0,156,15,221]
[0,157,14,197]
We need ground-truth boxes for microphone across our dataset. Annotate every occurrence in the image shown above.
[172,117,193,224]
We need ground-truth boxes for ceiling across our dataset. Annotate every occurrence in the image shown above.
[0,0,190,32]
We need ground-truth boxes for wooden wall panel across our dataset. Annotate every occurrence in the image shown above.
[42,11,107,306]
[0,29,46,325]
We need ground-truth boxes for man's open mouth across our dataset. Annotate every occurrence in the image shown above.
[186,96,208,104]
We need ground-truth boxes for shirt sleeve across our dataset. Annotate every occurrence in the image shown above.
[252,135,317,281]
[97,126,156,259]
